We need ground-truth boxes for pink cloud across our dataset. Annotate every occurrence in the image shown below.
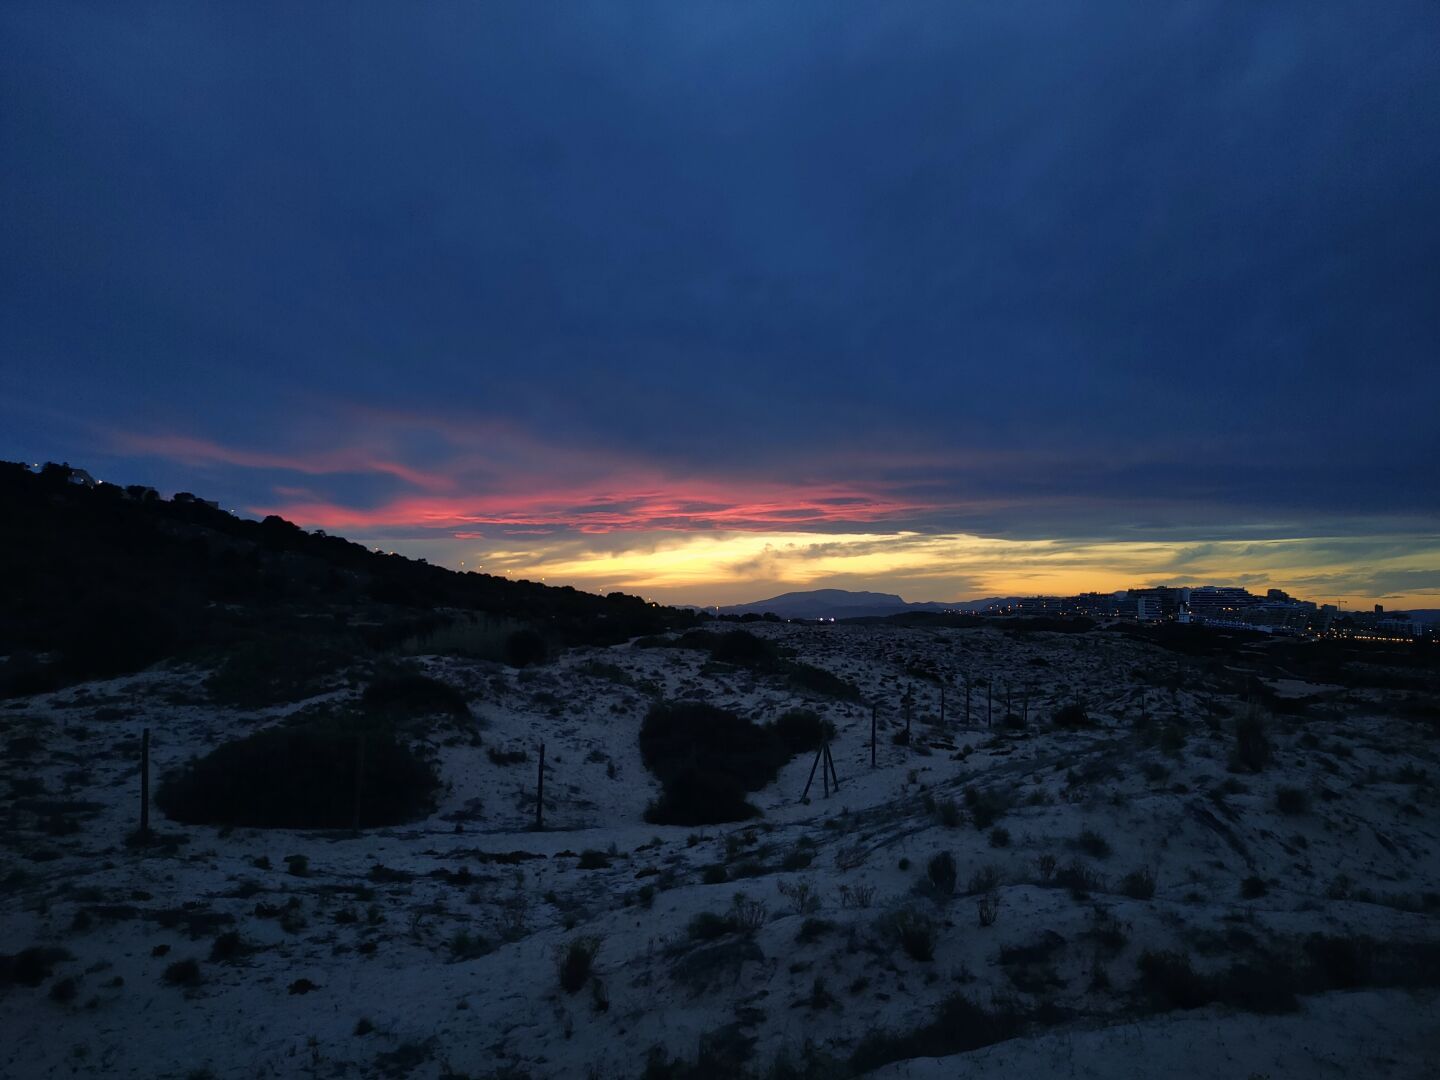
[253,477,929,534]
[108,415,952,535]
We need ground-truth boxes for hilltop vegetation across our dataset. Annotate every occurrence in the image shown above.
[0,461,696,696]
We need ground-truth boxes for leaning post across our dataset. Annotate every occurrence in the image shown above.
[535,742,545,831]
[139,727,151,839]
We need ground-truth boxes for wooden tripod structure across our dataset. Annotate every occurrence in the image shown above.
[801,738,841,801]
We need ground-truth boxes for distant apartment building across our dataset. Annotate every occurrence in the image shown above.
[1186,586,1262,621]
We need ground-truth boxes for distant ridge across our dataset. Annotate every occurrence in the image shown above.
[717,588,1011,621]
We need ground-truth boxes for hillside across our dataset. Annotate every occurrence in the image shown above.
[0,461,695,696]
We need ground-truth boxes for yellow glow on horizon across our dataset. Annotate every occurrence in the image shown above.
[458,529,1440,609]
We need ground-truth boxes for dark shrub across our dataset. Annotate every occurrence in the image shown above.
[688,912,736,941]
[209,931,246,962]
[964,786,1008,830]
[204,636,348,707]
[1136,950,1208,1009]
[927,852,957,896]
[558,937,600,994]
[709,631,779,666]
[1119,867,1156,900]
[48,975,79,1003]
[1240,875,1268,899]
[1053,860,1105,898]
[156,723,438,829]
[1213,961,1300,1014]
[784,662,862,702]
[1052,703,1091,729]
[887,910,937,961]
[1305,934,1372,989]
[989,827,1011,848]
[1230,710,1272,773]
[504,628,548,668]
[58,598,180,681]
[850,993,1024,1074]
[640,701,798,825]
[577,850,610,870]
[935,797,961,828]
[1076,829,1112,858]
[0,946,71,988]
[773,709,827,754]
[645,766,758,826]
[487,747,527,766]
[163,958,202,987]
[796,918,833,944]
[362,673,469,720]
[1275,786,1309,815]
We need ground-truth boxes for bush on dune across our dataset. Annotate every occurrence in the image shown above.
[157,718,438,829]
[640,701,819,825]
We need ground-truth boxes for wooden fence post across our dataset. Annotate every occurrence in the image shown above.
[139,727,151,839]
[870,703,877,767]
[352,734,366,835]
[535,742,545,831]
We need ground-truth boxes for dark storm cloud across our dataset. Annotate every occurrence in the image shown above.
[2,2,1438,552]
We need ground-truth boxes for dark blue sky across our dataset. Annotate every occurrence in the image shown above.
[3,3,1438,605]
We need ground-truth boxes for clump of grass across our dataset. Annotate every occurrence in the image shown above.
[927,852,957,897]
[988,827,1011,848]
[0,946,72,988]
[1075,829,1112,858]
[1119,867,1156,900]
[557,936,601,994]
[1229,709,1272,773]
[967,865,1002,896]
[448,929,488,960]
[935,798,962,828]
[777,879,820,915]
[964,786,1009,830]
[850,993,1024,1073]
[1275,787,1309,815]
[688,911,734,941]
[796,918,834,944]
[1240,875,1268,899]
[163,958,201,987]
[48,975,79,1003]
[1052,860,1105,899]
[208,931,248,963]
[885,910,937,962]
[976,892,1000,927]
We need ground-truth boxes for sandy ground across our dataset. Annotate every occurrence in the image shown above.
[2,621,1438,1078]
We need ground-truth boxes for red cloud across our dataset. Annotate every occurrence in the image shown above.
[253,479,926,534]
[110,420,938,534]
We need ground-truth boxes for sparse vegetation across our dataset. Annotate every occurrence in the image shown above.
[156,721,438,829]
[926,852,957,897]
[1230,709,1273,773]
[557,936,601,994]
[1119,867,1157,900]
[640,701,809,824]
[885,910,937,961]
